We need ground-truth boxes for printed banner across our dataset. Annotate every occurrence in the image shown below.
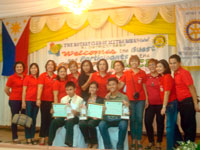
[176,1,200,67]
[47,35,168,71]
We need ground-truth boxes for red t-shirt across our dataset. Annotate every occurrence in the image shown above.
[68,73,81,96]
[53,79,68,103]
[23,75,38,101]
[110,73,126,94]
[6,73,26,100]
[159,74,176,103]
[38,72,56,101]
[122,69,147,101]
[174,67,193,101]
[146,74,162,105]
[90,72,111,98]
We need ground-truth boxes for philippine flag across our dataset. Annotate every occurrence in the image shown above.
[2,17,30,76]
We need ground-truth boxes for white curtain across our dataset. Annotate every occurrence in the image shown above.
[0,0,196,18]
[1,21,200,133]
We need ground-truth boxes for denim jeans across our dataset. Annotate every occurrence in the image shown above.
[98,119,128,150]
[166,100,178,150]
[25,101,39,139]
[129,100,145,140]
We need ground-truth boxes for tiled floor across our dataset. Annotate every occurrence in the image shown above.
[0,126,199,150]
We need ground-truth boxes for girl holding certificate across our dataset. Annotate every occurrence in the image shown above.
[4,61,26,143]
[121,55,148,150]
[90,59,111,98]
[156,59,177,150]
[68,60,81,96]
[53,66,68,103]
[22,63,40,144]
[36,60,57,145]
[79,81,104,148]
[78,60,96,99]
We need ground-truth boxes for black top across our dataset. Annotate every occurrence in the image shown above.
[78,71,96,99]
[84,96,104,105]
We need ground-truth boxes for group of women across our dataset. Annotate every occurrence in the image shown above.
[4,55,193,150]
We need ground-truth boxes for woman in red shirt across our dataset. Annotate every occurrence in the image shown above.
[36,60,57,145]
[156,59,177,150]
[121,55,147,150]
[112,60,125,94]
[67,60,81,96]
[53,66,68,104]
[22,63,39,144]
[90,59,111,98]
[4,61,26,143]
[144,59,164,149]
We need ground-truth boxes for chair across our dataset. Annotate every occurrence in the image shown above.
[52,124,87,148]
[97,126,129,150]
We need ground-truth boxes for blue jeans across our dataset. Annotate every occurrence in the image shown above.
[25,101,39,139]
[166,100,178,150]
[130,100,145,140]
[98,119,128,150]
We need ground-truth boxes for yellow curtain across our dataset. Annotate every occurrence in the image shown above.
[29,21,88,54]
[113,14,176,46]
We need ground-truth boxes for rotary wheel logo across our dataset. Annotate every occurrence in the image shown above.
[185,20,200,43]
[153,35,167,48]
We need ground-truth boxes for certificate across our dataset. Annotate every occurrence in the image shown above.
[53,104,67,117]
[87,103,103,119]
[105,101,122,116]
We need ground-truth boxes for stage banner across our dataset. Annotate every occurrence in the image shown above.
[47,34,168,71]
[176,1,200,68]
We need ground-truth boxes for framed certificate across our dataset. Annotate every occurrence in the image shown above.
[53,104,67,117]
[121,105,130,119]
[104,100,123,116]
[87,103,103,119]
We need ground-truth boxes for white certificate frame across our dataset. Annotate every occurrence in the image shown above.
[87,103,103,119]
[104,100,123,116]
[53,104,67,117]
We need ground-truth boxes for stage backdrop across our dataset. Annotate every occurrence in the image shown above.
[176,1,200,70]
[47,34,168,71]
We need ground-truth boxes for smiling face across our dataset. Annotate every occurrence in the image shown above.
[82,61,91,74]
[169,58,181,72]
[89,83,98,95]
[15,64,24,74]
[114,62,124,73]
[69,63,78,74]
[46,61,55,72]
[148,62,157,74]
[156,63,165,75]
[30,65,38,76]
[58,67,67,79]
[107,80,118,93]
[130,59,139,69]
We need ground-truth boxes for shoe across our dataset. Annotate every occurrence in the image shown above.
[138,144,143,150]
[145,143,154,149]
[26,139,32,145]
[92,144,98,149]
[131,144,136,150]
[13,139,21,144]
[31,139,38,145]
[39,138,45,145]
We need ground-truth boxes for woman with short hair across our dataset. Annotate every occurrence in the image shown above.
[4,61,26,143]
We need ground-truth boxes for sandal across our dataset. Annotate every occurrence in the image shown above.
[155,146,162,150]
[131,144,136,150]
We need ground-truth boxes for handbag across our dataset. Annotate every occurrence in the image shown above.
[131,71,140,100]
[12,111,32,128]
